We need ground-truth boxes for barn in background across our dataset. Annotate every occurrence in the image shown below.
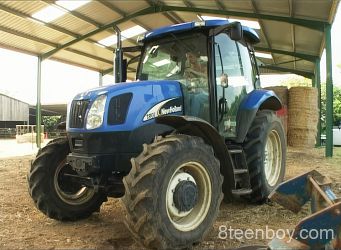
[0,93,29,137]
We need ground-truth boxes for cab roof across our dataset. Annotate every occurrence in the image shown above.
[143,19,260,44]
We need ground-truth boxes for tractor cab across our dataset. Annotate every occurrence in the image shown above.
[133,20,260,138]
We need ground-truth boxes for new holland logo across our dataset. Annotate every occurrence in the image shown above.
[143,98,183,121]
[159,106,182,115]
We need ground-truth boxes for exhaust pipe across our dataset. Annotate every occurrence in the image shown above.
[113,25,123,83]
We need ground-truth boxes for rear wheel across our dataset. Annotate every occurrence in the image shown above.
[28,138,107,221]
[243,110,286,202]
[122,135,223,249]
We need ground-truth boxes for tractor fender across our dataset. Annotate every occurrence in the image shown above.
[156,115,235,199]
[235,89,282,143]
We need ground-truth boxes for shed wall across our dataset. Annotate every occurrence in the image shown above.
[0,94,29,123]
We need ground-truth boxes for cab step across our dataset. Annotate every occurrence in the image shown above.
[234,169,248,175]
[229,149,243,154]
[231,188,253,196]
[227,144,252,196]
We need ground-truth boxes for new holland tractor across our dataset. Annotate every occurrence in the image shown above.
[28,20,286,249]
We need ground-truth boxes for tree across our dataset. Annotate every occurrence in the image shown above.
[333,87,341,126]
[279,75,311,87]
[320,84,341,131]
[42,116,61,132]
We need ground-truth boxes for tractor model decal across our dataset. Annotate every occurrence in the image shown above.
[143,97,183,121]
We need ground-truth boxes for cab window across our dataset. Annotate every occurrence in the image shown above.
[215,33,254,137]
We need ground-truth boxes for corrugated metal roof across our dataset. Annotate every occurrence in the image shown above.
[0,10,70,43]
[0,0,46,16]
[78,1,122,25]
[0,30,53,54]
[0,0,339,80]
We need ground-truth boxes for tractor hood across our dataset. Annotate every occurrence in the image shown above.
[72,80,174,101]
[68,80,183,132]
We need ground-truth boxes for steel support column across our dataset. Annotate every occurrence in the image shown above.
[315,59,322,147]
[36,56,42,148]
[325,25,333,157]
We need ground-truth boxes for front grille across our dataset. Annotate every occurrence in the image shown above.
[69,100,90,128]
[108,93,132,125]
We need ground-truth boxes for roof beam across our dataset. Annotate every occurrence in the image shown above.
[157,5,327,31]
[0,3,114,52]
[163,12,181,23]
[44,0,102,27]
[41,6,156,60]
[45,0,139,46]
[289,0,296,70]
[0,3,77,37]
[0,25,56,47]
[98,1,152,30]
[259,65,314,78]
[146,0,182,24]
[159,0,186,23]
[166,11,185,23]
[215,0,226,11]
[102,66,136,76]
[39,3,327,61]
[254,46,319,62]
[251,0,276,65]
[65,48,112,64]
[275,58,302,66]
[182,0,202,21]
[0,25,112,65]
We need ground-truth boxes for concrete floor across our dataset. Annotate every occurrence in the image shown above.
[0,139,50,158]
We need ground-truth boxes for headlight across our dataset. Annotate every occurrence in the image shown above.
[86,95,107,129]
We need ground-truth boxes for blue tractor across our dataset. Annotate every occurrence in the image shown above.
[28,20,286,249]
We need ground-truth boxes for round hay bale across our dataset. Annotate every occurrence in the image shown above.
[288,129,316,148]
[265,86,288,106]
[289,87,318,110]
[288,109,319,130]
[288,87,318,148]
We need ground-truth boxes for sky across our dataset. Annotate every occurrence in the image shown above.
[0,7,341,105]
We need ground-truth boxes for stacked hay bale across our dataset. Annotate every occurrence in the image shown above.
[265,86,288,136]
[288,87,318,147]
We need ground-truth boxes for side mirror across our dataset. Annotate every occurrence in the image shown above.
[220,73,229,88]
[220,73,228,88]
[209,21,243,40]
[230,22,243,41]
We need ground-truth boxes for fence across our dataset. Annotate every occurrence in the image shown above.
[16,125,44,143]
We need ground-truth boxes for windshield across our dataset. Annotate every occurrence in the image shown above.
[137,32,208,85]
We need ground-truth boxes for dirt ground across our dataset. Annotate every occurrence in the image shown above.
[0,147,341,249]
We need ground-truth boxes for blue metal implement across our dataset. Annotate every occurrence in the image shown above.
[268,170,341,249]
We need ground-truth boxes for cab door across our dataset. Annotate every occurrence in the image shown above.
[214,33,255,138]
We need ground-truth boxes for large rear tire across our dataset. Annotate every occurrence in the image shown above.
[243,110,286,203]
[122,135,223,249]
[28,138,107,221]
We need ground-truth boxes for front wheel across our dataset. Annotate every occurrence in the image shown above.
[243,110,286,202]
[28,138,107,221]
[122,135,223,249]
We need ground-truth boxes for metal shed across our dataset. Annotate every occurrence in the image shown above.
[0,0,338,156]
[0,93,29,127]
